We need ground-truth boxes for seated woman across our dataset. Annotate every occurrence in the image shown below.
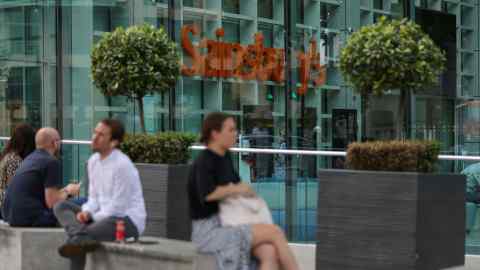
[188,112,299,270]
[0,123,36,216]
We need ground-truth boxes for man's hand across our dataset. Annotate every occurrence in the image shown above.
[64,183,80,197]
[76,211,91,224]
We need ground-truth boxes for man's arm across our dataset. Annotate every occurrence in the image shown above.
[43,159,76,208]
[44,184,79,209]
[206,182,255,202]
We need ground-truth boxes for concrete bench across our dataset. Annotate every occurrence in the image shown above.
[85,236,215,270]
[0,223,69,270]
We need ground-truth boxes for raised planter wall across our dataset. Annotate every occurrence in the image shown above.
[317,169,465,270]
[137,163,191,241]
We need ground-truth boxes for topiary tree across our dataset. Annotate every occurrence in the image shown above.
[91,23,180,133]
[339,17,446,139]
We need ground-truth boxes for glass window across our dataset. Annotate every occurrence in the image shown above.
[296,0,305,24]
[223,0,240,14]
[320,3,340,29]
[373,0,384,10]
[183,0,203,8]
[258,0,273,19]
[258,24,273,48]
[223,20,240,43]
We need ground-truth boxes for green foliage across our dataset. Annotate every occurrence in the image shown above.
[91,23,180,99]
[346,140,440,173]
[339,17,446,96]
[91,24,180,133]
[120,132,197,164]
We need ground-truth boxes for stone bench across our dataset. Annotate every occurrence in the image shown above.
[0,223,69,270]
[0,223,214,270]
[85,236,215,270]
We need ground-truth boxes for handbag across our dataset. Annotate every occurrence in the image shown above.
[219,195,273,226]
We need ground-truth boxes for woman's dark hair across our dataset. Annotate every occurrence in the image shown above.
[1,123,36,160]
[200,112,234,144]
[100,118,125,145]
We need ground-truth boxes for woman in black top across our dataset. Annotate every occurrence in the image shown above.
[188,112,299,270]
[0,123,35,214]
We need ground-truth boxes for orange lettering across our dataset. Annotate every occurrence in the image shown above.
[232,43,246,79]
[272,49,285,82]
[310,39,326,87]
[257,48,275,81]
[181,25,204,76]
[205,40,219,78]
[297,39,326,95]
[222,43,234,78]
[297,51,310,95]
[180,24,325,89]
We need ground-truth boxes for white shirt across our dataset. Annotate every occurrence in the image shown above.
[82,149,147,235]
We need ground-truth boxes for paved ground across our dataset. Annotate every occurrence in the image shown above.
[447,255,480,270]
[289,244,480,270]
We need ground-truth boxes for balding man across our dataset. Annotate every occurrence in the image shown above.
[2,127,80,227]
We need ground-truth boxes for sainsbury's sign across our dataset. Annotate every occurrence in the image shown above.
[181,24,326,95]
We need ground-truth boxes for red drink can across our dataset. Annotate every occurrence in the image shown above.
[116,220,125,243]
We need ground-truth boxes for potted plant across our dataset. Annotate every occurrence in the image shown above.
[120,132,197,240]
[90,23,190,240]
[321,17,464,270]
[317,140,466,270]
[91,23,180,133]
[339,17,446,138]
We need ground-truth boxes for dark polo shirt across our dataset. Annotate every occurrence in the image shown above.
[3,149,62,226]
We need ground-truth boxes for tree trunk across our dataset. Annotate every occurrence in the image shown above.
[137,97,146,133]
[396,90,408,140]
[361,94,369,141]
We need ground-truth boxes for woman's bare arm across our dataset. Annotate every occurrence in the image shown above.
[206,182,255,202]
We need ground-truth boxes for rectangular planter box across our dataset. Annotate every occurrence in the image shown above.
[136,163,191,241]
[317,169,465,270]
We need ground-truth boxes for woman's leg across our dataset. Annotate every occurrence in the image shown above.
[251,224,299,270]
[253,244,279,270]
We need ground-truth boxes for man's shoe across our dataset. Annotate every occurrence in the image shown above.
[58,235,99,258]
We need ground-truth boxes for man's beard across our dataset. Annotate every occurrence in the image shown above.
[54,148,61,159]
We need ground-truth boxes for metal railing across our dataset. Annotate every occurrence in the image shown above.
[2,137,480,161]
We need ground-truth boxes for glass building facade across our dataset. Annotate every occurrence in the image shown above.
[1,0,480,251]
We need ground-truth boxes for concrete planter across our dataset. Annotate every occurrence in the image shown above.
[317,169,466,270]
[136,163,191,241]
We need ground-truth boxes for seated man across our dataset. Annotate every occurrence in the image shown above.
[54,119,146,260]
[462,163,480,204]
[2,127,80,227]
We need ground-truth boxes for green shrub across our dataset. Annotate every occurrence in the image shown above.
[346,140,440,173]
[120,132,197,164]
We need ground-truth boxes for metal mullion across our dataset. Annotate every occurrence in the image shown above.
[55,0,63,136]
